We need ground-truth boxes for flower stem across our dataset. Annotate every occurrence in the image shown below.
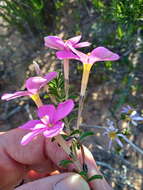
[63,59,69,99]
[55,135,82,172]
[77,63,92,129]
[77,95,85,130]
[118,134,143,155]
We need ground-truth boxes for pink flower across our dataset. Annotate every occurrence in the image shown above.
[1,72,57,101]
[19,99,74,145]
[44,35,91,59]
[64,45,120,97]
[58,44,120,63]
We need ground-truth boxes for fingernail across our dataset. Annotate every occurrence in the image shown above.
[54,174,90,190]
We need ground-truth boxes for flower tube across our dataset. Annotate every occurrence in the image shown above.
[64,45,120,129]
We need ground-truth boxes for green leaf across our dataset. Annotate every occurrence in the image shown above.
[70,129,82,136]
[79,131,94,141]
[88,175,103,182]
[59,159,73,168]
[61,134,69,140]
[79,171,88,180]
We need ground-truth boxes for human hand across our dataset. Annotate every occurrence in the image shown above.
[0,129,113,190]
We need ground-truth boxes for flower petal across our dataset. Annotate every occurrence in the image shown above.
[116,138,123,147]
[74,42,91,48]
[1,91,30,101]
[67,44,88,63]
[43,72,57,82]
[32,123,46,130]
[21,130,42,145]
[108,140,112,150]
[34,62,42,75]
[43,121,64,138]
[19,120,42,130]
[90,47,120,62]
[132,116,143,121]
[44,36,65,50]
[56,50,79,60]
[25,76,47,94]
[54,99,74,122]
[67,35,81,45]
[131,120,138,126]
[38,105,56,123]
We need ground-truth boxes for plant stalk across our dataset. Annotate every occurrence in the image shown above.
[63,59,69,99]
[55,135,82,172]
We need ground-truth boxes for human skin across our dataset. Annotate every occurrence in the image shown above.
[0,129,113,190]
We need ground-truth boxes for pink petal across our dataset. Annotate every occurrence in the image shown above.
[21,130,42,145]
[32,123,46,130]
[67,44,88,63]
[43,72,57,82]
[40,115,50,125]
[25,76,47,94]
[67,35,81,45]
[74,42,91,48]
[38,105,56,123]
[56,50,79,60]
[54,99,74,122]
[44,36,65,50]
[34,62,42,75]
[90,47,120,62]
[43,121,64,138]
[19,120,42,130]
[1,91,31,101]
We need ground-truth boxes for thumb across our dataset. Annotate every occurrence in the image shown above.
[15,173,90,190]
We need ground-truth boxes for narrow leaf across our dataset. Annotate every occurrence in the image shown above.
[79,131,94,141]
[70,129,82,136]
[88,175,103,182]
[59,159,73,168]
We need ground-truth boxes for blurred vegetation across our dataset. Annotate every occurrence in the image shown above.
[0,0,143,111]
[0,0,64,36]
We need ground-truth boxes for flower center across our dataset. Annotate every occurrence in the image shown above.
[108,132,116,140]
[87,52,91,56]
[48,123,53,128]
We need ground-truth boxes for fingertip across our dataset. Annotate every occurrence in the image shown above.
[54,173,90,190]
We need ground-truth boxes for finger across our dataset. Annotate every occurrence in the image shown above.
[0,129,112,190]
[15,173,90,190]
[45,139,113,190]
[0,129,59,189]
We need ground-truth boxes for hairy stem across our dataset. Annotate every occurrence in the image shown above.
[55,135,82,172]
[63,59,69,99]
[77,95,85,130]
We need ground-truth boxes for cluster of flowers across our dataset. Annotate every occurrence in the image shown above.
[2,35,142,156]
[1,35,120,147]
